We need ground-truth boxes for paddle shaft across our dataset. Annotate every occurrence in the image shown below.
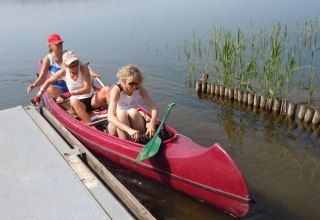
[153,103,175,137]
[95,77,105,88]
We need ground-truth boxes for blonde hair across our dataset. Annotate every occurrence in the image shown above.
[117,65,144,83]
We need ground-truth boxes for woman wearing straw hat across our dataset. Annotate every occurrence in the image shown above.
[31,50,110,125]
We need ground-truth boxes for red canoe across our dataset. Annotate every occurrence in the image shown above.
[40,67,252,217]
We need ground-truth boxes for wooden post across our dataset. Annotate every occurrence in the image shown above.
[312,109,320,127]
[242,91,248,104]
[207,83,212,95]
[260,95,266,109]
[253,94,260,108]
[214,84,220,97]
[304,107,315,123]
[219,85,225,97]
[228,88,234,100]
[280,99,287,115]
[247,93,254,106]
[237,90,243,103]
[298,105,307,121]
[265,97,273,112]
[287,102,297,118]
[224,87,229,98]
[201,82,207,94]
[195,80,201,94]
[272,98,280,113]
[233,88,238,101]
[210,83,215,95]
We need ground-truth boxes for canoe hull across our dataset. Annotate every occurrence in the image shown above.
[77,133,251,217]
[41,80,251,217]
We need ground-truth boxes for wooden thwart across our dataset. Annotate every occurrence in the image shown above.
[88,117,108,127]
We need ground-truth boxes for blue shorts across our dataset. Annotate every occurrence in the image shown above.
[52,79,68,93]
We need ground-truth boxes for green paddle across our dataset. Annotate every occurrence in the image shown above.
[135,103,175,162]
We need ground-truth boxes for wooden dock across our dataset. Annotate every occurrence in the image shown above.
[0,105,155,220]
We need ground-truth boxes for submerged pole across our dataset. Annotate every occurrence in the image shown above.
[287,102,297,119]
[312,109,320,127]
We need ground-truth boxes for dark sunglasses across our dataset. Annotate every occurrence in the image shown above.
[68,61,79,68]
[53,42,63,46]
[128,82,139,86]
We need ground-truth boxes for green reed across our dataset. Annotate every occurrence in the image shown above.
[178,18,319,105]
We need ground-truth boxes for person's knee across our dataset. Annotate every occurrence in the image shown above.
[47,86,60,99]
[117,110,128,121]
[104,86,111,93]
[103,86,111,102]
[108,123,117,136]
[70,99,83,111]
[127,108,139,116]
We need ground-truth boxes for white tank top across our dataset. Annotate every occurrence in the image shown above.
[65,65,93,99]
[116,84,140,111]
[47,53,63,75]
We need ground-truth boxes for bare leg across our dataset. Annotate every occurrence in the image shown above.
[91,86,111,109]
[108,122,118,136]
[48,85,69,110]
[108,109,132,140]
[47,85,63,99]
[127,108,146,134]
[70,98,92,124]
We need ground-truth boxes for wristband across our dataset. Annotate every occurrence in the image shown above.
[37,86,45,96]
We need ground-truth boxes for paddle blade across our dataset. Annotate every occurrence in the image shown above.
[135,136,162,162]
[136,102,175,162]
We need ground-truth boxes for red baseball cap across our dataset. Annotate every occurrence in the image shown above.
[48,34,64,44]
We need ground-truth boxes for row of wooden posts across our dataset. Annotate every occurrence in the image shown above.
[195,81,320,129]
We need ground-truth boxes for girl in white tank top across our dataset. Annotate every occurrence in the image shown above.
[65,64,93,100]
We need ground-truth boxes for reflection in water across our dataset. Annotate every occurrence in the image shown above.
[213,97,320,186]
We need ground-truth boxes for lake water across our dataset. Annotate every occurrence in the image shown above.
[1,0,319,219]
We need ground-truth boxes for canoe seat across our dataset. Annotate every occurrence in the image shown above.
[88,117,108,127]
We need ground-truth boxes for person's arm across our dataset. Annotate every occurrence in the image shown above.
[140,85,158,138]
[27,56,50,93]
[31,69,66,104]
[108,86,139,139]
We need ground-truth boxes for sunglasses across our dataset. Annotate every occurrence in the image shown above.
[51,42,63,46]
[128,82,139,86]
[68,61,79,68]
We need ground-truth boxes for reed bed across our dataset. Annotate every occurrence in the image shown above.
[179,18,320,132]
[178,18,320,105]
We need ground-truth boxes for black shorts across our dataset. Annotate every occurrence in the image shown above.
[80,95,94,112]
